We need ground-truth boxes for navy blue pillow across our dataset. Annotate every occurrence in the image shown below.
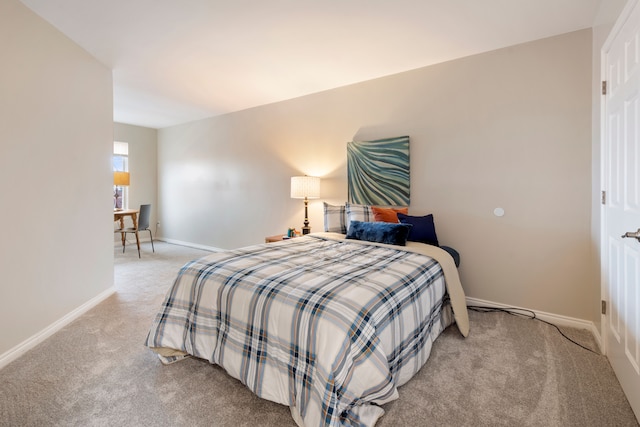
[346,220,413,246]
[397,213,439,246]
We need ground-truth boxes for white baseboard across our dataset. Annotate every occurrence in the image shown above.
[591,324,603,353]
[0,286,116,370]
[0,285,604,371]
[156,237,223,252]
[113,235,153,246]
[466,297,603,353]
[115,236,222,253]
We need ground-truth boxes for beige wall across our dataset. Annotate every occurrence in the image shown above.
[0,0,114,356]
[158,30,595,321]
[114,123,158,236]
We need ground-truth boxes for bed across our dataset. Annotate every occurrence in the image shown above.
[145,232,469,427]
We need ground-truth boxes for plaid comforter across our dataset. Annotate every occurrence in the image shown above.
[146,235,463,426]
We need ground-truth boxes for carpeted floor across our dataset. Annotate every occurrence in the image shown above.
[0,241,637,426]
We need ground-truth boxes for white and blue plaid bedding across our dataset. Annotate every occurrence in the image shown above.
[146,235,461,427]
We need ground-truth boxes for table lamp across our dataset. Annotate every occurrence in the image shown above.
[291,176,320,235]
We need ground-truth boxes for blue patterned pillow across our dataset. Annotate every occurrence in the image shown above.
[323,202,347,233]
[397,213,439,246]
[346,220,413,246]
[345,203,374,232]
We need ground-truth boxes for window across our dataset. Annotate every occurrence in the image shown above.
[113,141,129,209]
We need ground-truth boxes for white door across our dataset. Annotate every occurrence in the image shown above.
[602,0,640,420]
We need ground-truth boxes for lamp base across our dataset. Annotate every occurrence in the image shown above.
[302,197,311,235]
[114,187,123,209]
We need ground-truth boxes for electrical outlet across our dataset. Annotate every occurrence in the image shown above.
[156,221,161,227]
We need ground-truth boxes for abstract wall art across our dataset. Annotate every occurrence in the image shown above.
[347,135,410,206]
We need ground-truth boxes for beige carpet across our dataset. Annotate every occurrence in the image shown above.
[0,241,637,426]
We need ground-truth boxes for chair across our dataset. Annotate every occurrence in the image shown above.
[117,204,154,257]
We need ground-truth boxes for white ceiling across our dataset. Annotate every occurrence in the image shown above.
[20,0,603,129]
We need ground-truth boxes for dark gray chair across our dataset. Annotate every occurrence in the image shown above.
[118,204,154,257]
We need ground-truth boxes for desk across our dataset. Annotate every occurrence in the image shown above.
[114,209,140,254]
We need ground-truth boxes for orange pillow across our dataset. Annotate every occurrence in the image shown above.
[371,206,409,223]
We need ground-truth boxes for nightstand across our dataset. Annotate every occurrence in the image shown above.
[265,234,298,243]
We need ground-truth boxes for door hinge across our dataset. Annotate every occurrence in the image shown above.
[602,81,607,95]
[601,190,606,205]
[602,300,607,315]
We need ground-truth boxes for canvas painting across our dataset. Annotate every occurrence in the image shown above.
[347,135,410,206]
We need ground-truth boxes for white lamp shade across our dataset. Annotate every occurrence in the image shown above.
[291,176,320,199]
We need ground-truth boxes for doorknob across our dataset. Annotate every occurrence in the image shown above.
[621,228,640,242]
